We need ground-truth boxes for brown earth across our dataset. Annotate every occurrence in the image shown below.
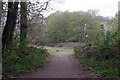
[18,52,97,78]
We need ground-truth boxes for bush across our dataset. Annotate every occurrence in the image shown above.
[2,37,49,77]
[74,25,120,77]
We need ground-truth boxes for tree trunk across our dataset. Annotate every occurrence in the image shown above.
[19,2,27,57]
[2,1,19,47]
[10,1,19,42]
[2,2,13,49]
[2,1,19,51]
[20,2,27,42]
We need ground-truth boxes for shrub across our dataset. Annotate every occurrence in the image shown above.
[74,25,119,77]
[2,36,49,77]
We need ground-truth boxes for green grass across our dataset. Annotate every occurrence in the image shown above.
[44,46,73,55]
[74,55,118,78]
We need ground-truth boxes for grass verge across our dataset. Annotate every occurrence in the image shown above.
[74,55,118,78]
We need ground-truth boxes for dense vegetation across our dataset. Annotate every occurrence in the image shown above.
[74,20,119,77]
[1,0,51,78]
[46,11,101,43]
[46,10,118,43]
[2,36,49,78]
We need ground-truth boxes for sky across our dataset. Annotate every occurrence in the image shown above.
[46,0,120,17]
[3,0,119,17]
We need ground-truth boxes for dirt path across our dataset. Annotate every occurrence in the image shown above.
[18,52,97,78]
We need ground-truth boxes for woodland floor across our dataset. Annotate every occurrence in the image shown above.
[18,46,97,78]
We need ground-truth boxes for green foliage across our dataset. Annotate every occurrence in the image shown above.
[74,24,119,77]
[46,11,101,43]
[2,36,49,77]
[27,22,47,45]
[75,55,118,78]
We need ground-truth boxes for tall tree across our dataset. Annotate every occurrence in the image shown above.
[20,2,27,43]
[2,0,19,50]
[20,0,50,43]
[46,11,101,43]
[19,1,28,57]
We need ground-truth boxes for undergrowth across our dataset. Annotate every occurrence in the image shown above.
[74,24,120,78]
[2,36,49,77]
[74,55,118,78]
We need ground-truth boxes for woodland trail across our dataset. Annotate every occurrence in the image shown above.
[18,52,97,78]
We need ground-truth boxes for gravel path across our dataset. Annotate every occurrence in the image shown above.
[18,52,97,78]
